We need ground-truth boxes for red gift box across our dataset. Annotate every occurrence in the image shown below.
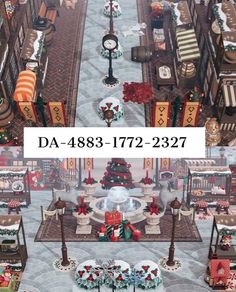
[110,234,119,242]
[105,211,122,225]
[128,223,142,241]
[132,229,142,241]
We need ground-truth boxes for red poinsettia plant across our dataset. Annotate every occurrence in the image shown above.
[139,169,154,185]
[123,82,153,104]
[83,169,98,185]
[76,195,93,215]
[144,196,163,215]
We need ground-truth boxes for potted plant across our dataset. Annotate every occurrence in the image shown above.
[150,1,164,29]
[139,169,155,199]
[73,195,93,226]
[144,196,164,225]
[82,169,99,198]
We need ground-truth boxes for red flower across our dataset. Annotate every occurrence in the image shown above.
[87,274,94,282]
[142,265,150,272]
[123,82,153,104]
[84,265,92,272]
[145,273,152,281]
[116,274,123,281]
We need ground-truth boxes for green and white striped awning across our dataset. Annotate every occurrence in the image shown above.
[223,84,236,107]
[176,28,200,62]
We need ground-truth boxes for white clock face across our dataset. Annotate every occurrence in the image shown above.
[104,39,117,50]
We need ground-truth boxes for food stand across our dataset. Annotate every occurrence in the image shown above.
[20,28,48,86]
[0,167,31,207]
[208,215,236,265]
[0,215,27,271]
[186,166,232,207]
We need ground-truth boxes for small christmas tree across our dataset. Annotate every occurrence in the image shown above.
[100,158,134,189]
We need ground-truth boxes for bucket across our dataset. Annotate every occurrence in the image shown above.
[131,46,152,63]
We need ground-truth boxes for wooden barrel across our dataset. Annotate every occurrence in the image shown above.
[0,98,14,128]
[34,21,54,46]
[131,46,152,63]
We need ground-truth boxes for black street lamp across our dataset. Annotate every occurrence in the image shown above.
[55,197,70,266]
[104,109,114,127]
[166,197,181,267]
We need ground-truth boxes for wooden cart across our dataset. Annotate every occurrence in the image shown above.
[0,215,28,271]
[186,166,232,207]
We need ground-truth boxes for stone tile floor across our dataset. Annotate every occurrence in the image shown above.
[75,0,145,127]
[0,190,221,292]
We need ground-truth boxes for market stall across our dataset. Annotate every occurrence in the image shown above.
[215,77,236,131]
[208,215,236,264]
[0,215,27,271]
[20,29,48,86]
[0,167,31,207]
[13,70,37,102]
[186,166,232,206]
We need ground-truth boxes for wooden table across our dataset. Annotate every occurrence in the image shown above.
[155,61,176,90]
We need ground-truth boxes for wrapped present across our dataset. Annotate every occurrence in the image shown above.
[105,210,122,225]
[128,223,142,241]
[123,221,132,240]
[110,234,119,242]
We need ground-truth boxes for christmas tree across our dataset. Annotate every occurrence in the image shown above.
[100,158,134,189]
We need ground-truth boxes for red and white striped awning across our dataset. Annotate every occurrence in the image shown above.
[222,84,236,107]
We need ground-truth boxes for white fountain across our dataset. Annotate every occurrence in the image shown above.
[90,186,146,224]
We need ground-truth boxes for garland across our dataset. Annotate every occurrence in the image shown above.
[224,44,236,52]
[111,158,129,165]
[212,5,224,32]
[105,169,132,178]
[0,229,18,236]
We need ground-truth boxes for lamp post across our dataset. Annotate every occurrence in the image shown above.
[55,198,70,266]
[109,0,114,34]
[104,109,114,127]
[166,197,181,266]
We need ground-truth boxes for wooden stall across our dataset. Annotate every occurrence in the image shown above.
[208,215,236,265]
[0,167,31,207]
[214,77,236,131]
[0,215,28,270]
[20,28,48,86]
[186,166,232,206]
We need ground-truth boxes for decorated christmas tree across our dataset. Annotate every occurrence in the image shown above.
[100,158,134,189]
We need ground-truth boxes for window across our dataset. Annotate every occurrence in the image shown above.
[13,161,23,166]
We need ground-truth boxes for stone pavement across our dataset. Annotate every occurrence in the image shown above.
[75,0,145,127]
[0,190,217,292]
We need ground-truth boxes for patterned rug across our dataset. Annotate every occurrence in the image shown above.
[35,204,202,242]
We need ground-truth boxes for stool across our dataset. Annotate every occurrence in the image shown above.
[195,200,208,215]
[8,200,21,214]
[216,200,229,214]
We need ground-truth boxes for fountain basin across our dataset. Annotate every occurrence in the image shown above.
[90,197,146,224]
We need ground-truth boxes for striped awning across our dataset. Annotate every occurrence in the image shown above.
[13,70,36,102]
[222,84,236,107]
[176,28,200,61]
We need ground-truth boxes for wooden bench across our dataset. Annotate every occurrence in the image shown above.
[38,2,58,25]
